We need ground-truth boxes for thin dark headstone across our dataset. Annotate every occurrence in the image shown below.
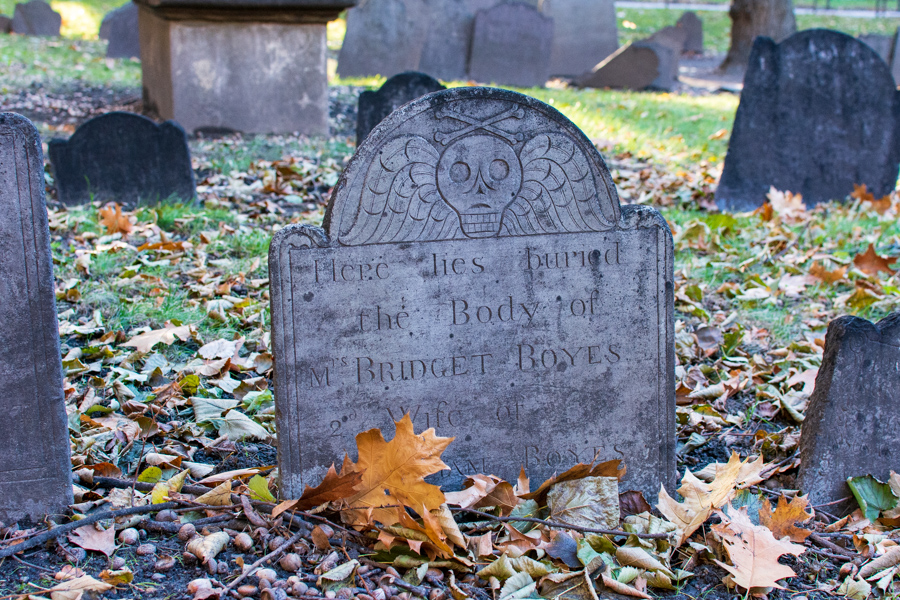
[337,0,429,79]
[11,0,61,36]
[356,71,446,144]
[677,11,703,54]
[99,2,139,59]
[468,3,553,88]
[575,42,673,91]
[270,87,675,498]
[0,15,12,33]
[798,313,900,508]
[716,30,900,212]
[543,0,618,77]
[419,0,496,81]
[892,27,900,85]
[858,33,893,64]
[0,113,72,523]
[48,112,195,207]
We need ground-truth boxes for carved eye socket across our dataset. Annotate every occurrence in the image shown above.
[489,159,510,181]
[450,162,471,183]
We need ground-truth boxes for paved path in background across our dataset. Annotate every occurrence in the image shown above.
[617,1,900,17]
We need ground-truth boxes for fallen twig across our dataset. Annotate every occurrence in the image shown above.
[809,533,857,559]
[450,507,670,539]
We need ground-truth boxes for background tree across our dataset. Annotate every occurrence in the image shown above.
[720,0,797,73]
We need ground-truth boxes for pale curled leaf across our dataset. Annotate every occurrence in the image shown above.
[186,532,230,563]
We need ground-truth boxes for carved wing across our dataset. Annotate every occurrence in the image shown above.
[341,135,461,245]
[501,133,614,235]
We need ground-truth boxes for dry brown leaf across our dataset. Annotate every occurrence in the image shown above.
[431,503,466,548]
[123,323,193,353]
[67,524,116,557]
[45,574,115,597]
[98,203,132,235]
[853,243,897,276]
[274,464,364,515]
[851,183,875,203]
[342,414,452,527]
[186,532,229,563]
[712,505,806,591]
[445,473,518,516]
[809,262,848,285]
[766,187,806,222]
[859,546,900,579]
[311,525,332,550]
[759,495,814,542]
[194,480,233,506]
[521,460,624,504]
[600,570,652,599]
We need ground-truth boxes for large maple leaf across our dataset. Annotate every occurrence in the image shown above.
[759,495,814,542]
[342,414,452,527]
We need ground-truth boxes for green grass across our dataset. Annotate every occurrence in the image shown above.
[0,36,140,89]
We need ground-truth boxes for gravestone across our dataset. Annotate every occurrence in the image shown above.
[357,72,445,144]
[48,112,195,206]
[892,28,900,85]
[0,15,12,33]
[576,42,674,91]
[11,0,61,36]
[0,113,72,523]
[418,0,495,81]
[337,0,429,79]
[542,0,618,77]
[270,87,675,498]
[716,30,900,212]
[677,12,703,54]
[858,33,893,64]
[100,2,139,59]
[468,3,553,88]
[798,313,900,507]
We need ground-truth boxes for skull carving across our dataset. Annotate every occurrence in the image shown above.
[436,134,523,237]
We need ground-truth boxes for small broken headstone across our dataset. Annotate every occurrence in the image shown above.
[468,3,553,88]
[677,11,703,54]
[49,112,195,206]
[99,2,140,59]
[337,0,429,79]
[11,0,61,36]
[576,41,673,91]
[356,71,445,144]
[0,15,12,33]
[270,87,676,499]
[543,0,618,77]
[798,313,900,507]
[0,113,72,523]
[716,30,900,211]
[418,0,495,81]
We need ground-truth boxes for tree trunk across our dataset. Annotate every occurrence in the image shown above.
[719,0,796,73]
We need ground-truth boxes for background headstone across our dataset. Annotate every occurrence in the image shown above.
[0,15,12,33]
[716,30,900,211]
[858,33,893,64]
[337,0,429,79]
[468,3,553,88]
[49,112,195,206]
[576,42,671,91]
[100,2,140,59]
[798,313,900,507]
[0,113,72,523]
[892,27,900,85]
[356,71,445,144]
[677,11,703,54]
[543,0,618,77]
[11,0,61,36]
[418,0,495,81]
[270,87,675,499]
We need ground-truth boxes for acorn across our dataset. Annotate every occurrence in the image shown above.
[233,532,254,552]
[178,523,197,542]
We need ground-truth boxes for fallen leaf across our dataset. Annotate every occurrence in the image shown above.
[273,464,364,514]
[859,546,900,579]
[98,567,133,585]
[98,203,132,235]
[759,495,814,542]
[547,475,619,530]
[123,323,193,353]
[853,243,897,276]
[186,531,230,563]
[445,473,519,516]
[848,475,899,522]
[67,524,116,557]
[809,262,847,285]
[195,480,233,506]
[521,460,624,504]
[766,187,806,222]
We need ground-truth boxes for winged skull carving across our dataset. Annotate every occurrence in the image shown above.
[340,106,615,246]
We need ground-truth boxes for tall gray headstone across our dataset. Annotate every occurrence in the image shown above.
[677,12,703,54]
[418,0,495,81]
[270,87,675,499]
[716,30,900,211]
[0,113,72,523]
[337,0,429,79]
[11,0,60,36]
[100,2,140,59]
[798,313,900,508]
[543,0,618,77]
[468,3,553,88]
[357,71,445,144]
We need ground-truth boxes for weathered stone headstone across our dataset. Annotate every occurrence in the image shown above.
[576,42,673,91]
[270,87,675,498]
[677,11,703,54]
[418,0,495,81]
[337,0,429,79]
[48,112,195,206]
[357,71,445,144]
[100,2,139,59]
[0,15,12,33]
[891,27,900,85]
[542,0,618,77]
[11,0,61,36]
[716,30,900,211]
[0,113,72,523]
[798,313,900,507]
[468,4,553,88]
[859,33,893,64]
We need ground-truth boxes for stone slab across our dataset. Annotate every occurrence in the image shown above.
[677,11,702,54]
[356,71,445,144]
[418,0,496,81]
[337,0,429,79]
[0,15,12,33]
[716,30,900,211]
[543,0,618,77]
[468,3,553,88]
[859,33,893,64]
[798,313,900,508]
[100,2,140,59]
[11,0,60,36]
[575,42,671,91]
[48,111,195,206]
[270,87,675,499]
[0,113,72,523]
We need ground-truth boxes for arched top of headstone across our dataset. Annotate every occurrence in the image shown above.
[327,87,621,245]
[57,111,185,147]
[764,28,894,83]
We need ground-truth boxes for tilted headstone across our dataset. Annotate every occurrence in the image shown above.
[798,313,900,507]
[543,0,618,77]
[270,87,675,498]
[677,11,703,54]
[0,15,12,33]
[468,3,553,88]
[357,71,446,144]
[0,113,72,523]
[49,112,195,206]
[419,0,496,81]
[858,33,893,65]
[892,27,900,85]
[99,2,139,59]
[716,30,900,212]
[337,0,429,79]
[11,0,61,36]
[576,42,673,91]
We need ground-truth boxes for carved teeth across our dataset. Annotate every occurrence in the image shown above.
[460,212,500,234]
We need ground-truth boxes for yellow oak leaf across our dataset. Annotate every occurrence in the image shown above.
[759,495,814,542]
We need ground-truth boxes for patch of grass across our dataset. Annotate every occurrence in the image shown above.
[0,0,125,37]
[0,36,140,88]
